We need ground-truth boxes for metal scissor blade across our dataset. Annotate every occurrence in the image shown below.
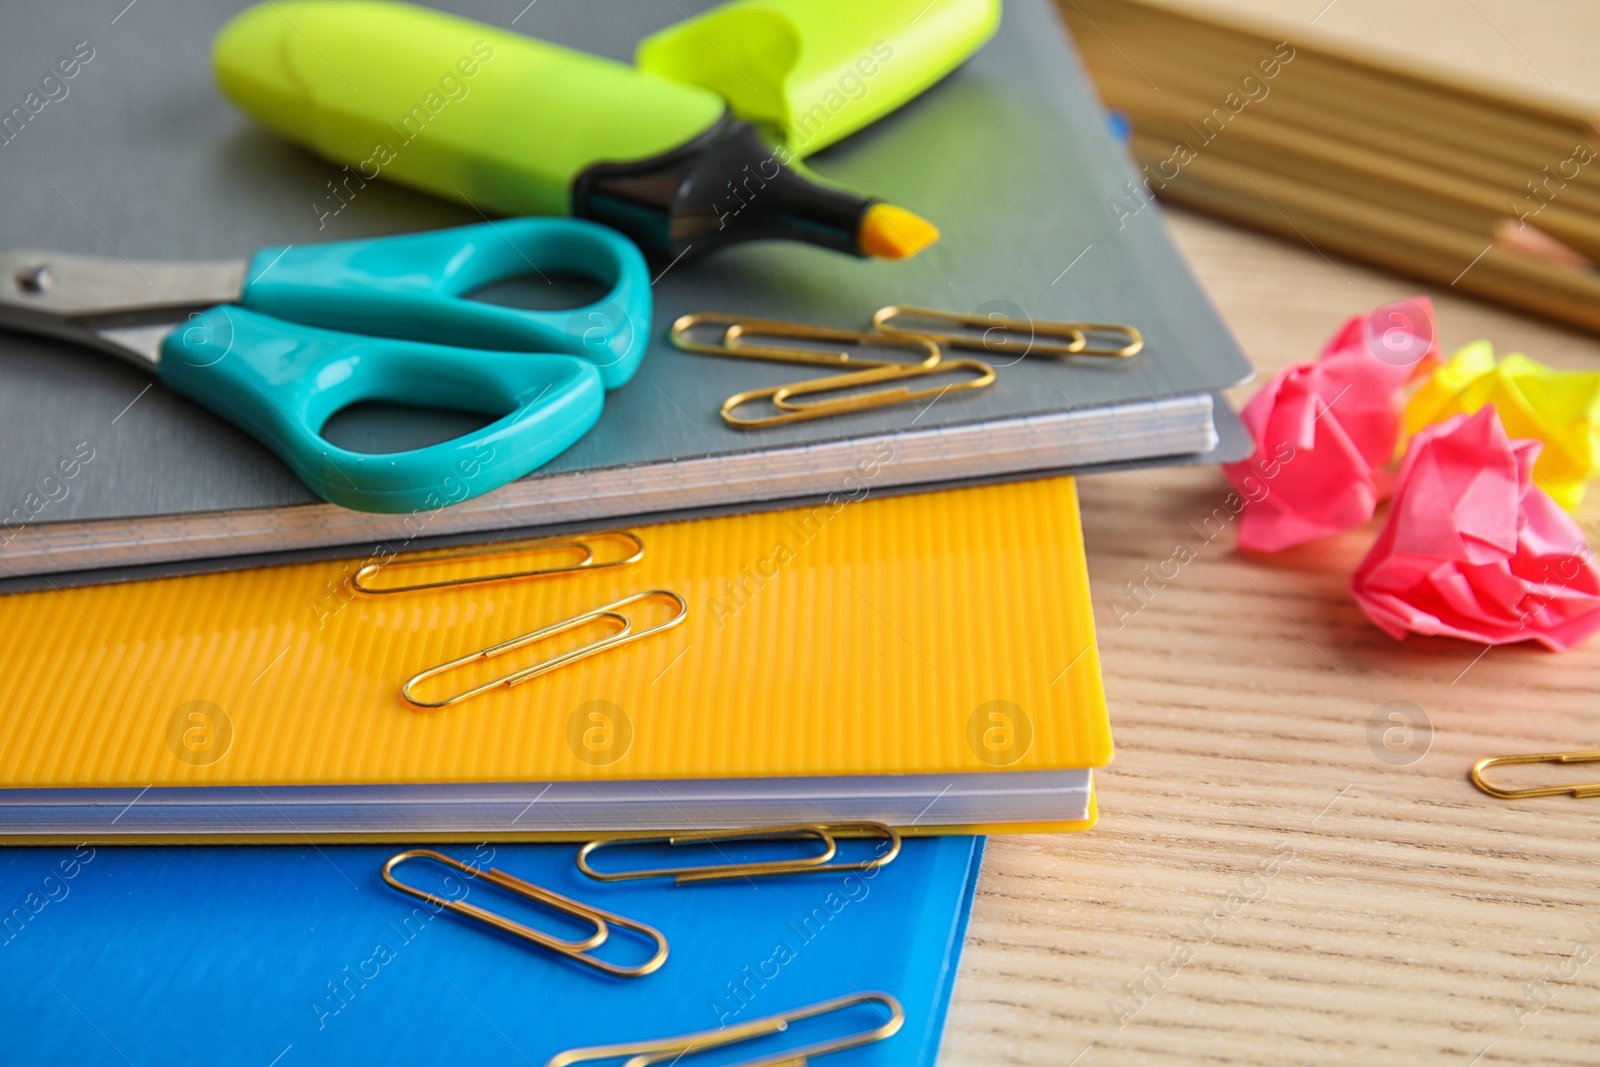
[92,324,173,368]
[0,249,247,368]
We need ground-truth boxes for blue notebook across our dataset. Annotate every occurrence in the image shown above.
[1,836,982,1065]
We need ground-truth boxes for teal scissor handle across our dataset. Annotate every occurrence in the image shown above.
[239,219,650,390]
[159,306,603,514]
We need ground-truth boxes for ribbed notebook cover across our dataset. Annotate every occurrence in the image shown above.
[0,477,1108,789]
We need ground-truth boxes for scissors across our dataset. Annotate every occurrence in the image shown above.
[0,218,650,514]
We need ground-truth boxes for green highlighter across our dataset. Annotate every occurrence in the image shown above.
[212,0,999,262]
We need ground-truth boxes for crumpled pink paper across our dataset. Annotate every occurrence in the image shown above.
[1352,407,1600,650]
[1225,298,1438,552]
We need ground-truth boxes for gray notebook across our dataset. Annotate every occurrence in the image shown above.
[0,0,1252,581]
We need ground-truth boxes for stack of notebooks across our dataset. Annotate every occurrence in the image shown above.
[0,0,1251,1063]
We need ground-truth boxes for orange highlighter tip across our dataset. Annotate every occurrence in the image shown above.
[858,203,941,260]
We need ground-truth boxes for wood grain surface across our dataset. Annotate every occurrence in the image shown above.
[942,4,1600,1061]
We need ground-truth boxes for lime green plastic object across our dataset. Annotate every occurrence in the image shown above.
[635,0,1001,158]
[212,1,725,216]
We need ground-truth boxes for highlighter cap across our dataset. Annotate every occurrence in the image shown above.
[635,0,1001,157]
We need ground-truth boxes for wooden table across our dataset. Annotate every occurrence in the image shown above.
[943,4,1600,1063]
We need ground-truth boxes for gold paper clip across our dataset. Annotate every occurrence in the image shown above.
[719,321,971,420]
[724,319,942,371]
[402,590,687,709]
[545,991,904,1067]
[723,360,995,429]
[670,312,939,370]
[1071,321,1146,358]
[872,304,1144,358]
[1470,750,1600,799]
[381,849,668,977]
[672,312,993,428]
[351,530,644,595]
[576,822,902,885]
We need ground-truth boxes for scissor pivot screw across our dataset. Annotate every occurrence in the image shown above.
[14,264,53,295]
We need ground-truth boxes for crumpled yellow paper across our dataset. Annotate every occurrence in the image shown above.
[1404,341,1600,511]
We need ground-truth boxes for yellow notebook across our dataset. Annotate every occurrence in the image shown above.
[0,477,1109,842]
